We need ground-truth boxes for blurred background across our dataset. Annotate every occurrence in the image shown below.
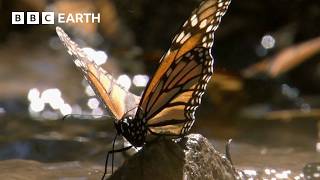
[0,0,320,179]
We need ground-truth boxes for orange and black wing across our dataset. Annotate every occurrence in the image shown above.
[136,0,231,135]
[56,27,140,120]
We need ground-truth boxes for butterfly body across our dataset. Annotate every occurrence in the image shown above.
[115,116,147,147]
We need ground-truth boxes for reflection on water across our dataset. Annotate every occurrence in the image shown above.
[28,88,72,119]
[26,45,149,121]
[26,72,149,120]
[261,34,276,50]
[87,97,100,110]
[242,168,303,179]
[85,85,95,96]
[133,75,149,87]
[82,47,108,66]
[117,74,132,90]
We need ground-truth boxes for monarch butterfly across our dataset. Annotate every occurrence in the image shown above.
[56,0,231,176]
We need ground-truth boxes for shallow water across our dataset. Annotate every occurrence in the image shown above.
[0,115,318,179]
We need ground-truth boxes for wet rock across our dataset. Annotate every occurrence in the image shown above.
[109,134,238,180]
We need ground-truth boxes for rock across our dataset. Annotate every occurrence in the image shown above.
[109,134,238,180]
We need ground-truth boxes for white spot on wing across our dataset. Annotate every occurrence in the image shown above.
[199,19,207,29]
[176,31,185,43]
[206,25,213,32]
[191,15,198,27]
[181,33,191,44]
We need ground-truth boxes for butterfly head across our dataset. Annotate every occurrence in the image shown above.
[114,116,146,147]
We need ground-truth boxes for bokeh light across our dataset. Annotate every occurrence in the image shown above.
[59,103,72,116]
[117,74,132,90]
[29,99,45,112]
[82,47,108,65]
[133,74,149,87]
[261,34,276,49]
[85,85,95,96]
[281,84,299,99]
[28,88,40,102]
[91,107,104,118]
[87,97,100,109]
[28,88,74,119]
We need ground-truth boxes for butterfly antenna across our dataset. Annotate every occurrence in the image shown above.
[139,106,144,113]
[62,114,72,121]
[62,113,114,121]
[122,106,139,118]
[225,139,234,166]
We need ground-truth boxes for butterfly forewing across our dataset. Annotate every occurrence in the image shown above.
[137,0,231,135]
[56,27,140,120]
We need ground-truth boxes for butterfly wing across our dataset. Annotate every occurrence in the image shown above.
[56,27,140,120]
[136,0,231,135]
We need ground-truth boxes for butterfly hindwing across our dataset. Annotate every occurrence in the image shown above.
[56,27,140,120]
[136,0,231,135]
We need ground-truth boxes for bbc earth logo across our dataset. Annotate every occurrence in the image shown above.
[12,12,100,24]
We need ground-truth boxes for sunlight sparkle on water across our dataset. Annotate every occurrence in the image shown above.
[28,88,40,102]
[91,107,104,118]
[71,104,82,115]
[265,168,271,175]
[87,98,100,109]
[294,176,301,180]
[275,172,289,179]
[82,47,108,65]
[117,74,131,90]
[316,142,320,152]
[133,74,149,87]
[29,99,45,112]
[49,97,65,110]
[0,107,5,114]
[42,110,59,120]
[28,88,73,118]
[41,88,65,110]
[261,34,275,49]
[243,169,257,176]
[41,88,62,103]
[60,103,72,116]
[85,85,95,96]
[314,173,320,178]
[281,84,299,99]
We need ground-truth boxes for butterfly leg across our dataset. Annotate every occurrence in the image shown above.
[101,145,133,180]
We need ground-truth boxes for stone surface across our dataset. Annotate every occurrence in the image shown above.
[109,134,238,180]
